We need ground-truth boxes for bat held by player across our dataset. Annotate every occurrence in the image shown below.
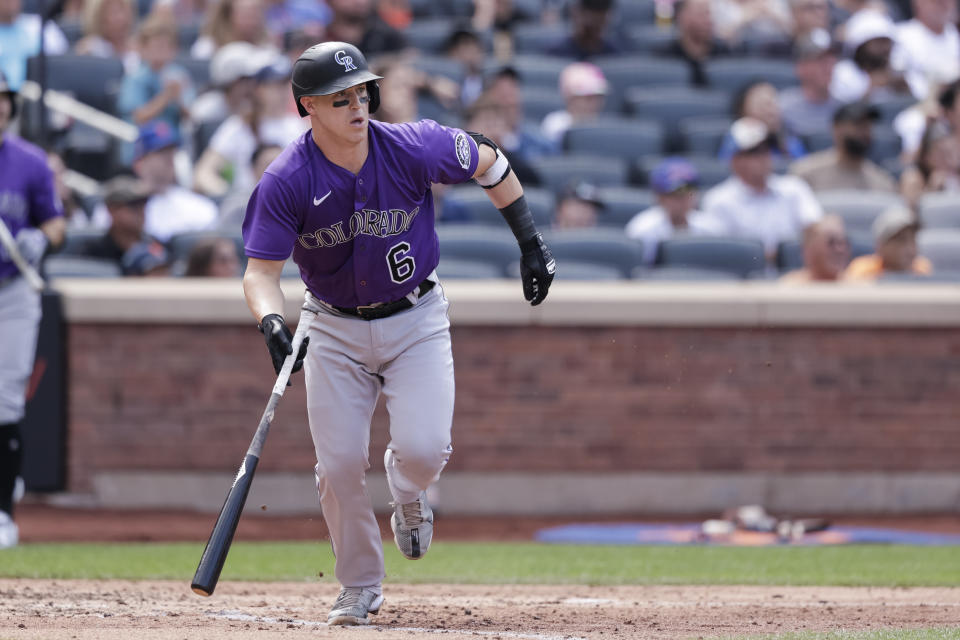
[0,216,45,292]
[190,307,313,597]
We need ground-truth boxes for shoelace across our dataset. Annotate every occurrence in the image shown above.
[396,498,424,527]
[334,588,367,611]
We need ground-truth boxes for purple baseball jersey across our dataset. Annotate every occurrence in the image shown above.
[0,136,63,280]
[243,119,480,308]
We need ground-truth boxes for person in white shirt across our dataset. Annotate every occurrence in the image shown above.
[831,9,915,103]
[894,0,959,101]
[701,118,824,261]
[0,0,68,89]
[626,158,721,265]
[132,121,219,243]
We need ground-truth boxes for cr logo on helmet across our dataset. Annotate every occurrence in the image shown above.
[335,50,358,72]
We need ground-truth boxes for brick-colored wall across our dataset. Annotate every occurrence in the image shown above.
[66,323,960,492]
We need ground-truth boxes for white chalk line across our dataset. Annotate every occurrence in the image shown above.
[207,610,587,640]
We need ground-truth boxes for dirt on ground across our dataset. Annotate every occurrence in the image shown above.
[2,580,959,639]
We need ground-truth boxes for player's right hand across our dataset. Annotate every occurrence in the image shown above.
[15,228,48,267]
[259,314,309,377]
[519,233,556,306]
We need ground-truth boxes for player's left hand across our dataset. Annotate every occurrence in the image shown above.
[15,228,48,267]
[519,233,556,306]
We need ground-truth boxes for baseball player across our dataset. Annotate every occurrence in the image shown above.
[241,42,555,625]
[0,71,65,549]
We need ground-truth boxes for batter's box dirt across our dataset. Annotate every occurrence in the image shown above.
[1,580,958,639]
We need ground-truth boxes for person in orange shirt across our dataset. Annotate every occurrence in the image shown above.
[780,214,851,283]
[843,207,933,281]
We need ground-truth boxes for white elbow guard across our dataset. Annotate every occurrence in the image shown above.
[474,147,512,189]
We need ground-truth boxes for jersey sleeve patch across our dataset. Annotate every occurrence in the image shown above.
[455,132,471,171]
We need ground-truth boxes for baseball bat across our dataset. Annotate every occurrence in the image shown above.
[0,217,45,292]
[191,308,313,597]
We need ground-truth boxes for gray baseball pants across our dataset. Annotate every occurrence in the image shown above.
[0,276,41,424]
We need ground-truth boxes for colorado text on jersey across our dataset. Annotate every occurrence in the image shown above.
[297,207,421,249]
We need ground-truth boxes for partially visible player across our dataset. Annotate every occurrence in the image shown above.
[0,71,66,549]
[241,42,555,625]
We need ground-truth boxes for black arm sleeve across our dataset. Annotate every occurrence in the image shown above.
[498,195,538,245]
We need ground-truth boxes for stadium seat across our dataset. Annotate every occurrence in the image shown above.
[918,192,960,229]
[59,230,103,257]
[193,119,223,160]
[178,21,202,51]
[531,155,630,194]
[622,24,678,54]
[57,19,83,46]
[634,265,742,281]
[804,126,901,164]
[632,154,730,189]
[442,186,555,228]
[44,256,122,278]
[614,0,656,24]
[402,19,458,53]
[678,116,733,155]
[624,86,730,150]
[436,225,519,277]
[918,230,960,272]
[595,186,656,227]
[655,236,766,277]
[167,231,246,267]
[594,56,692,111]
[175,53,212,92]
[410,55,466,83]
[521,86,567,122]
[281,259,301,279]
[541,228,644,278]
[26,55,124,115]
[872,94,918,124]
[815,190,906,236]
[562,118,665,160]
[775,237,872,272]
[552,260,625,280]
[485,55,572,90]
[437,258,506,279]
[704,58,799,91]
[512,23,569,54]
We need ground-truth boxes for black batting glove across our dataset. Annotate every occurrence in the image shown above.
[518,233,556,306]
[258,314,309,381]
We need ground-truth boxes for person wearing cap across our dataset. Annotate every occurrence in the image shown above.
[191,41,264,125]
[194,51,306,199]
[132,121,218,243]
[0,69,65,549]
[653,0,732,87]
[780,28,843,138]
[899,119,960,207]
[830,9,915,103]
[541,61,608,146]
[554,180,605,229]
[626,158,720,265]
[0,0,68,91]
[484,67,557,161]
[120,240,172,276]
[894,0,959,102]
[719,80,806,161]
[780,214,852,282]
[117,14,194,131]
[789,101,897,191]
[702,117,824,261]
[544,0,621,60]
[843,206,932,280]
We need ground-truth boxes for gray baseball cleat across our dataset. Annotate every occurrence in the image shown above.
[327,587,384,626]
[390,491,433,560]
[0,511,18,550]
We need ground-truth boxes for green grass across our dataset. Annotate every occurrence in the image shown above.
[0,542,958,586]
[725,629,960,640]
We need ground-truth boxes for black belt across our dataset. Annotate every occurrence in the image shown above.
[332,280,435,321]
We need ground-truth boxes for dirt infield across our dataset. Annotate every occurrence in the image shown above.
[2,580,959,639]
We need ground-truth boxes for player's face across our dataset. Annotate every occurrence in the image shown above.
[304,83,370,145]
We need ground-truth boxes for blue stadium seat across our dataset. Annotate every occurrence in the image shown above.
[441,186,555,228]
[26,55,124,115]
[531,155,630,194]
[541,228,644,278]
[804,126,901,164]
[178,21,202,51]
[655,236,766,277]
[622,24,678,55]
[521,86,567,122]
[167,231,246,266]
[614,0,657,24]
[44,256,122,278]
[438,258,506,279]
[595,186,656,227]
[175,53,212,92]
[918,230,960,272]
[402,19,458,53]
[485,55,572,90]
[872,94,918,124]
[562,118,665,160]
[281,259,301,279]
[678,116,733,155]
[551,261,625,280]
[513,23,569,54]
[410,55,466,83]
[59,230,104,257]
[624,86,730,150]
[918,192,960,230]
[633,154,730,189]
[815,190,906,237]
[705,58,799,91]
[595,56,692,112]
[436,225,519,277]
[634,265,742,280]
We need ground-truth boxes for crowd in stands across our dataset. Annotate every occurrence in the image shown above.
[1,0,958,282]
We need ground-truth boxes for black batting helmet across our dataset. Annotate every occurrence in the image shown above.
[292,41,382,117]
[0,70,17,120]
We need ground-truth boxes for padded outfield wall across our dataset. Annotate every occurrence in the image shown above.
[51,279,960,515]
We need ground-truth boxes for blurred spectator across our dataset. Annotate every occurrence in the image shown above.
[719,80,806,160]
[899,119,960,207]
[463,94,539,186]
[553,180,604,229]
[654,0,732,87]
[544,0,621,60]
[542,61,608,146]
[472,0,533,58]
[191,0,273,59]
[118,15,194,130]
[893,77,960,162]
[326,0,407,56]
[831,9,914,103]
[790,0,831,40]
[370,56,459,125]
[894,0,959,101]
[703,117,824,260]
[263,0,331,42]
[76,175,167,275]
[0,0,69,89]
[74,0,138,74]
[121,240,172,276]
[626,158,719,265]
[376,0,410,30]
[443,26,485,108]
[780,214,851,282]
[47,151,111,230]
[790,101,897,191]
[217,142,282,229]
[844,206,932,279]
[711,0,792,51]
[191,41,262,125]
[485,66,556,162]
[194,54,305,198]
[184,236,241,276]
[133,121,218,242]
[780,28,842,137]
